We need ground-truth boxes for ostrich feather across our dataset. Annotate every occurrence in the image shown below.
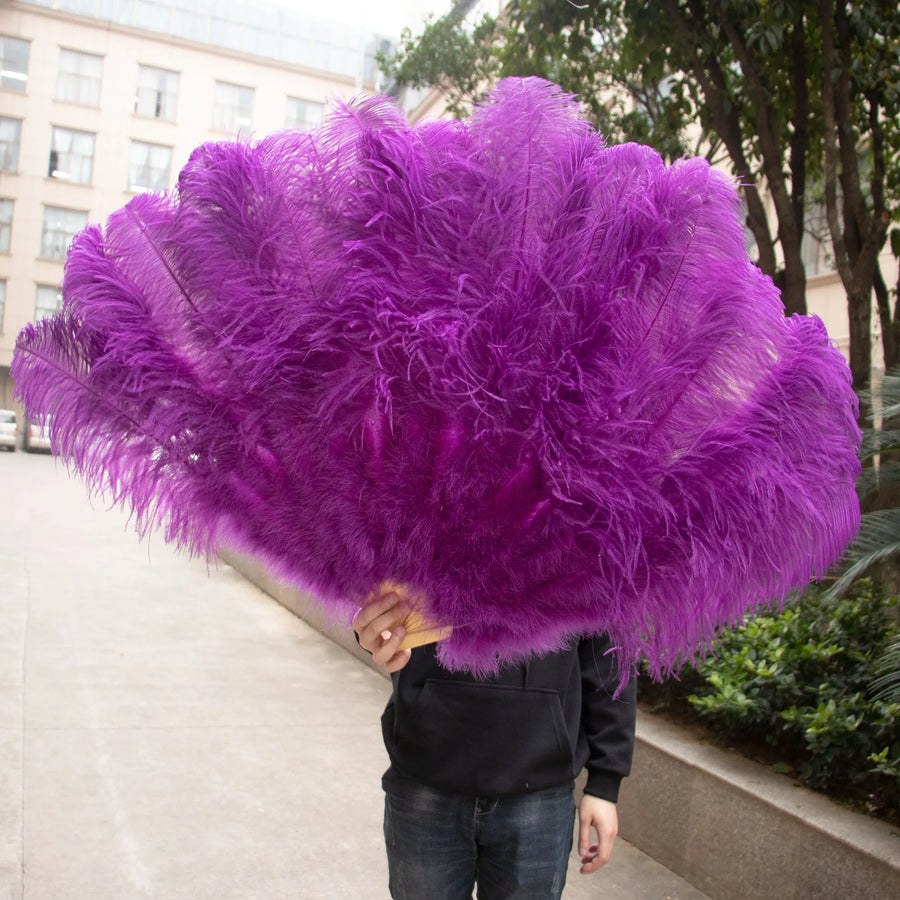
[12,78,861,678]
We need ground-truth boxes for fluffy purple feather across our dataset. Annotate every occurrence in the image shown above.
[12,78,861,678]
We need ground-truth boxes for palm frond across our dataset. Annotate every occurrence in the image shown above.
[860,428,900,460]
[824,508,900,600]
[873,373,900,422]
[870,635,900,703]
[857,460,900,498]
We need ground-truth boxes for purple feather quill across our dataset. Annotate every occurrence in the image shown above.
[12,78,861,678]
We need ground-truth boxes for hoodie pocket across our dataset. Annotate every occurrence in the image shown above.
[387,679,574,796]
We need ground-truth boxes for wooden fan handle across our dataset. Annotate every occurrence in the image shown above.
[374,581,453,649]
[397,608,454,650]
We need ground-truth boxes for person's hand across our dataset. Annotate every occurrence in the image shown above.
[352,588,413,673]
[577,794,618,874]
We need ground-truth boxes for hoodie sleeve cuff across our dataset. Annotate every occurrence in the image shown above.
[583,770,624,803]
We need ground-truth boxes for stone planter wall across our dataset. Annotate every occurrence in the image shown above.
[617,713,900,899]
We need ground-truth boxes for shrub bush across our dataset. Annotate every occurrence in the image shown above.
[639,579,900,823]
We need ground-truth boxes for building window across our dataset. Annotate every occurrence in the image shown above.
[99,0,139,27]
[172,5,208,43]
[212,81,254,135]
[802,202,833,276]
[35,285,62,322]
[135,64,179,121]
[49,126,95,184]
[1,35,29,92]
[0,117,21,172]
[128,140,172,192]
[41,206,88,260]
[0,280,5,332]
[57,48,103,107]
[135,0,175,32]
[0,199,12,252]
[285,97,324,131]
[245,23,278,58]
[210,15,243,52]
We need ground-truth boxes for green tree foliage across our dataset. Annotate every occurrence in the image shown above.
[384,4,502,119]
[383,0,900,394]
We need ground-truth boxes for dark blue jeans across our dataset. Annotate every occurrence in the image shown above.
[383,779,575,899]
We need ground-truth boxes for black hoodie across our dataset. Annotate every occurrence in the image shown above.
[381,635,636,801]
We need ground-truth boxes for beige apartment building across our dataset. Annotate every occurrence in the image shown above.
[0,0,392,416]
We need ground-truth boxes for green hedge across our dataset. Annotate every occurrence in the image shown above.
[639,579,900,824]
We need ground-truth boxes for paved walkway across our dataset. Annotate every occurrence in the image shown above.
[0,451,708,899]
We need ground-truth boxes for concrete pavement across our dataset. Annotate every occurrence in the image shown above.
[0,450,708,899]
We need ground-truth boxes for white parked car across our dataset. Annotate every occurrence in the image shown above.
[0,409,16,451]
[24,416,52,453]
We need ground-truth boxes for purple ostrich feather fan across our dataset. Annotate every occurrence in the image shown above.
[12,78,861,677]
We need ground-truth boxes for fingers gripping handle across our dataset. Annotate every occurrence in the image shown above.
[377,580,453,649]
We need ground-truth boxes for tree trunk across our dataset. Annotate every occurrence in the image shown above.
[780,233,808,317]
[848,286,873,394]
[742,184,778,279]
[789,9,809,249]
[896,262,900,363]
[718,13,808,316]
[820,0,879,405]
[875,263,897,371]
[663,0,779,280]
[784,11,810,319]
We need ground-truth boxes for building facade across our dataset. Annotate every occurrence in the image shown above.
[0,0,391,416]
